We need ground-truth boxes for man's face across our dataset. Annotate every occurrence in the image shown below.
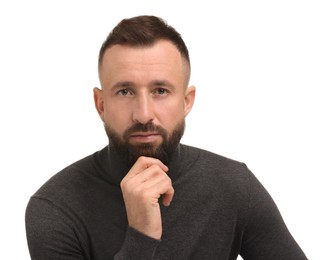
[94,40,195,165]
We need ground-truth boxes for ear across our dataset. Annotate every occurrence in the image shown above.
[93,87,104,121]
[184,86,196,116]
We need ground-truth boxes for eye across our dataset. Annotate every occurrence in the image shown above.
[154,88,169,95]
[117,89,132,96]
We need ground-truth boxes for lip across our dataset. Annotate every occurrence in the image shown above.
[129,132,161,143]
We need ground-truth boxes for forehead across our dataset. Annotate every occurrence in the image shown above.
[99,40,188,85]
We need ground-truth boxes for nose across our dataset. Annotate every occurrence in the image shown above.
[132,94,154,124]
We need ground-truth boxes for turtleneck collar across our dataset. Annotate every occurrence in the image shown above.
[94,144,185,185]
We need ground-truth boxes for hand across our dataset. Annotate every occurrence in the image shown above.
[120,156,174,240]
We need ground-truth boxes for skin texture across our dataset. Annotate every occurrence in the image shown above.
[94,39,196,239]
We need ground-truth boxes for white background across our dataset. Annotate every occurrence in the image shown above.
[1,1,332,259]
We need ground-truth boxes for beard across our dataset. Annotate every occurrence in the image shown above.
[104,120,185,167]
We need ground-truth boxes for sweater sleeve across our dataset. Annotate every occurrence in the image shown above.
[26,197,160,260]
[25,197,85,260]
[240,168,308,260]
[114,227,160,260]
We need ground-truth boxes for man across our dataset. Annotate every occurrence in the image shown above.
[26,15,308,259]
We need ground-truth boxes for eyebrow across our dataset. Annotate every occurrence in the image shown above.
[150,80,175,89]
[112,81,134,88]
[112,80,175,89]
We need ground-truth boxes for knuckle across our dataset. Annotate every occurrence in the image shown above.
[164,177,172,187]
[120,179,126,189]
[137,156,148,164]
[150,164,161,172]
[167,177,172,186]
[120,178,135,192]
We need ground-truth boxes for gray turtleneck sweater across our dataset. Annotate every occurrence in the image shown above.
[26,144,307,259]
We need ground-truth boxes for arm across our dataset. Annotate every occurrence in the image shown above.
[240,169,308,260]
[26,196,161,260]
[25,197,85,260]
[114,227,160,260]
[26,156,173,260]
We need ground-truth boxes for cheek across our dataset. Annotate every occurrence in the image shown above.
[156,101,185,127]
[103,103,131,132]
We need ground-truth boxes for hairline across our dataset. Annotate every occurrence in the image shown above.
[98,40,191,88]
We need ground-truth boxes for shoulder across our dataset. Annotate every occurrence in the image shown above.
[181,143,250,174]
[179,144,255,195]
[30,147,108,204]
[177,144,257,218]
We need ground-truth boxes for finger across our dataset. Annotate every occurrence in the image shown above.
[133,164,169,184]
[161,187,174,207]
[138,167,171,187]
[136,175,174,206]
[149,180,175,207]
[151,178,174,206]
[127,156,168,178]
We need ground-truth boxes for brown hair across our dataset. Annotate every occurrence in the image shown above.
[98,15,191,82]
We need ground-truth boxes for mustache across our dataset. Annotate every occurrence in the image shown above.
[124,122,168,138]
